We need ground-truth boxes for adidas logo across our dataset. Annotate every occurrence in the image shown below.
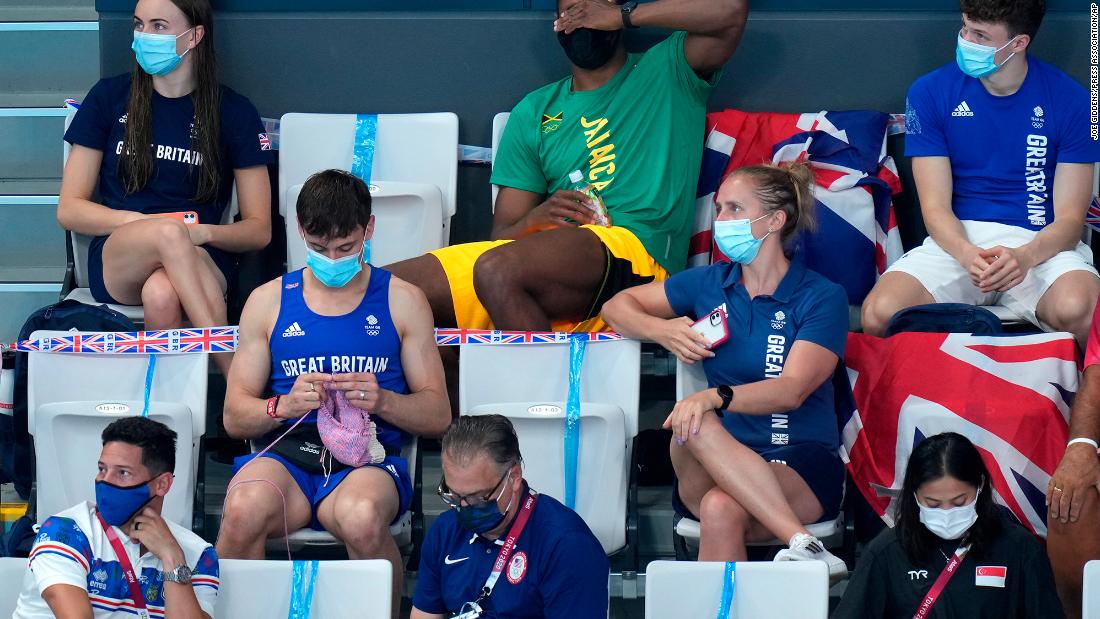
[282,322,306,338]
[951,101,974,117]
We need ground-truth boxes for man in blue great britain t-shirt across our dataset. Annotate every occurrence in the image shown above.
[862,0,1100,345]
[216,170,450,619]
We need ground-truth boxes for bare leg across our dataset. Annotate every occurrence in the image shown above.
[1047,487,1100,619]
[860,272,934,336]
[1035,271,1100,347]
[141,269,183,329]
[216,458,312,560]
[316,467,402,619]
[385,253,458,328]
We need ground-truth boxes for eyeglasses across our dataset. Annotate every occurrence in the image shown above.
[437,468,511,510]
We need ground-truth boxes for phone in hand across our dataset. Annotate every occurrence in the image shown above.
[151,211,199,225]
[691,306,730,349]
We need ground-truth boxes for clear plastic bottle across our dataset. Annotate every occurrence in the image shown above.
[568,169,611,227]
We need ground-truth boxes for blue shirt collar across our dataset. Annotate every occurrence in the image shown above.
[721,256,807,303]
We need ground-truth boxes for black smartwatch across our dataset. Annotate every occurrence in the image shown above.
[621,1,640,29]
[714,385,733,417]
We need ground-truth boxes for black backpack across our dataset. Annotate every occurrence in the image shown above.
[884,303,1003,337]
[1,300,135,499]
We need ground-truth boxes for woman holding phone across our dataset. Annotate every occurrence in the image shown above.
[59,0,271,372]
[602,162,849,577]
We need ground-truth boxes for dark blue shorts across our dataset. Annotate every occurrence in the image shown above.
[231,452,413,531]
[673,442,844,524]
[88,234,237,305]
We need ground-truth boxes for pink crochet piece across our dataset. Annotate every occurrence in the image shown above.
[317,387,387,467]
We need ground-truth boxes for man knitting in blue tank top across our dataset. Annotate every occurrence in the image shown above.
[216,170,451,618]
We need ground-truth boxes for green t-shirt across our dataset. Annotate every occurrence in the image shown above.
[491,31,718,274]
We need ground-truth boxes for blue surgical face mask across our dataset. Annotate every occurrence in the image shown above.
[455,480,515,534]
[956,32,1019,78]
[306,241,367,288]
[131,28,193,77]
[95,479,155,526]
[713,214,773,264]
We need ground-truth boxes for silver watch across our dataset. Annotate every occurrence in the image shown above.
[163,563,193,584]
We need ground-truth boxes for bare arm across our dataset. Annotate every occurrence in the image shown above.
[41,584,94,619]
[1048,363,1100,523]
[491,187,596,241]
[630,0,747,74]
[57,144,149,236]
[410,609,446,619]
[913,156,976,264]
[197,164,272,253]
[602,282,713,363]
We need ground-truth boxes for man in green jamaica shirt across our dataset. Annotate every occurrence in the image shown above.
[389,0,747,332]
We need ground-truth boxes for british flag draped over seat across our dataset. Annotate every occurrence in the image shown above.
[690,109,903,304]
[841,331,1077,537]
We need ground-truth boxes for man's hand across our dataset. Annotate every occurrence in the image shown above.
[664,389,722,443]
[1047,443,1100,524]
[976,246,1033,293]
[961,245,990,286]
[654,316,715,364]
[554,0,622,34]
[520,190,597,233]
[329,372,385,412]
[130,508,186,568]
[278,372,332,419]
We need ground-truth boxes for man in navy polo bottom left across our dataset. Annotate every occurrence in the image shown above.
[412,415,609,619]
[217,169,451,619]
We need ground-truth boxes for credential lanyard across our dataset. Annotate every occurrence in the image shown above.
[478,492,538,603]
[96,511,151,619]
[912,544,970,619]
[351,113,378,264]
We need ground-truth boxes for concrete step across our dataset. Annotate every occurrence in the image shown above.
[0,23,99,103]
[0,111,68,186]
[0,283,63,342]
[0,196,67,271]
[0,6,98,21]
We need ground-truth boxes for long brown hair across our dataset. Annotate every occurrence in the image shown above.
[121,0,221,203]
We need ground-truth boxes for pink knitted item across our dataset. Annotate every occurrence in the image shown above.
[316,387,387,466]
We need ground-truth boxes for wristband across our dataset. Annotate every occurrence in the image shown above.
[266,395,281,420]
[1068,437,1100,450]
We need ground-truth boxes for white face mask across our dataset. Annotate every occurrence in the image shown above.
[916,486,981,540]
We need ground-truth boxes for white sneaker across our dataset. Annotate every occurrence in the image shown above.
[773,532,847,584]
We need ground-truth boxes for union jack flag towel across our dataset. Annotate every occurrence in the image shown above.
[841,331,1077,537]
[690,110,903,304]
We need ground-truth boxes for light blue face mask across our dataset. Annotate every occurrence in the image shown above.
[714,214,773,264]
[956,32,1019,79]
[306,241,367,288]
[131,28,193,77]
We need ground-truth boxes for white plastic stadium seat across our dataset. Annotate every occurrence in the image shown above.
[645,560,829,619]
[61,106,240,322]
[674,358,844,549]
[459,339,640,554]
[0,558,27,618]
[278,112,458,270]
[215,559,392,619]
[1085,560,1100,619]
[27,330,208,528]
[490,111,510,211]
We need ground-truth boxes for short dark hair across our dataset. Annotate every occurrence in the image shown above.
[101,417,177,476]
[442,415,523,473]
[960,0,1045,40]
[894,432,999,564]
[296,169,373,240]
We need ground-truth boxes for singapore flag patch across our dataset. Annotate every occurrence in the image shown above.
[975,566,1006,588]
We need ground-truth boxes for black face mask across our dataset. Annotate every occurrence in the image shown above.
[557,27,622,71]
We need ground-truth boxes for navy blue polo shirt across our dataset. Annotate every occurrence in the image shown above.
[413,486,610,618]
[664,258,849,452]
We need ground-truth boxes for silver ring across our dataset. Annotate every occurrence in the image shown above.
[359,390,366,400]
[309,383,316,393]
[134,522,141,531]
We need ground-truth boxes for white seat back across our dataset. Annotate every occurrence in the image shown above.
[215,559,392,619]
[645,560,829,619]
[675,357,709,401]
[0,558,27,618]
[490,111,510,211]
[1086,560,1100,619]
[279,112,458,270]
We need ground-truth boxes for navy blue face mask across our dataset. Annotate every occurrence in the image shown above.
[95,479,156,526]
[455,480,516,534]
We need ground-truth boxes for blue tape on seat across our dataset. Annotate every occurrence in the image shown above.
[288,560,319,619]
[352,114,378,264]
[141,355,156,417]
[564,335,586,509]
[717,561,736,619]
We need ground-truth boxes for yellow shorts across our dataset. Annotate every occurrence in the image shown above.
[427,225,668,332]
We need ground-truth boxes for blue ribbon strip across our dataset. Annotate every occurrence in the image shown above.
[288,560,319,619]
[351,114,378,264]
[717,562,736,619]
[564,335,586,510]
[141,355,156,417]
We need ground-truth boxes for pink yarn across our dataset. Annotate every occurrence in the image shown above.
[316,387,387,466]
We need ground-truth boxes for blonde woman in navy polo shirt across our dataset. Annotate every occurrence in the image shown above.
[603,162,849,579]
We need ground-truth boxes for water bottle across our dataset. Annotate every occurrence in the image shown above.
[568,169,611,227]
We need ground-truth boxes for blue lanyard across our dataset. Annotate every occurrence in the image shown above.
[288,560,319,619]
[351,113,378,264]
[141,354,156,417]
[716,561,736,619]
[563,335,586,509]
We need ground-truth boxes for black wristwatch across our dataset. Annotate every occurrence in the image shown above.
[714,385,733,417]
[621,1,640,29]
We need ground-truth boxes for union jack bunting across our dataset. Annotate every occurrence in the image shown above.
[841,331,1077,537]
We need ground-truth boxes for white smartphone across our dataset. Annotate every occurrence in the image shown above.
[691,306,730,349]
